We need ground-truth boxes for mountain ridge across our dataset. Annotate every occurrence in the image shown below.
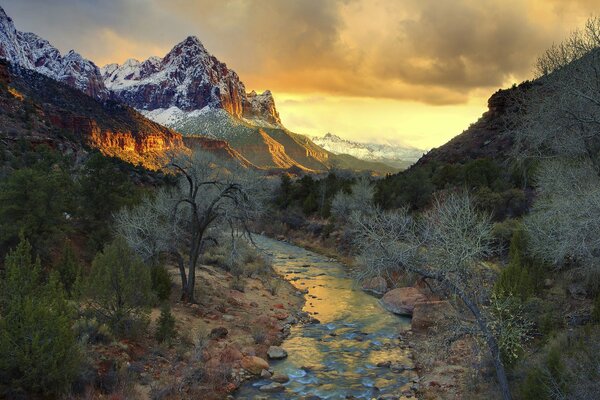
[0,7,107,99]
[312,133,425,170]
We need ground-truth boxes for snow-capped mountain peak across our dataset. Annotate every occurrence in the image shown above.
[0,6,107,99]
[102,35,281,125]
[312,133,425,169]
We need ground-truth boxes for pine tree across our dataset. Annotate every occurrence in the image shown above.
[155,303,176,345]
[55,240,81,297]
[83,237,153,338]
[0,237,80,396]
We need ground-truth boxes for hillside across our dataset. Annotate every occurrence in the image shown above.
[0,60,185,170]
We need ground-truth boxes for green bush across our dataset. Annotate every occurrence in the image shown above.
[73,317,113,345]
[520,367,550,400]
[494,228,543,300]
[155,303,177,345]
[151,263,172,302]
[54,240,81,297]
[83,237,153,338]
[593,293,600,323]
[0,237,80,397]
[0,166,72,259]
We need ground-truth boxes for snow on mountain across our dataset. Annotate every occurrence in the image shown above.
[0,6,107,98]
[311,133,425,168]
[101,36,281,126]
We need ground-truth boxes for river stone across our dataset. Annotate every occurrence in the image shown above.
[381,287,427,315]
[271,372,290,383]
[267,346,288,359]
[259,382,285,392]
[411,300,454,333]
[241,356,269,374]
[260,369,272,379]
[362,276,388,295]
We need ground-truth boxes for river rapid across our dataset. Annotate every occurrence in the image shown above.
[235,235,414,400]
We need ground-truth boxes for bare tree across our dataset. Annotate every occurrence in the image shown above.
[511,25,600,292]
[116,150,267,303]
[535,16,600,77]
[524,160,600,292]
[331,177,375,222]
[351,191,515,400]
[114,189,188,289]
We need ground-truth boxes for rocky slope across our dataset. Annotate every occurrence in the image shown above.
[100,36,340,172]
[0,5,406,175]
[0,6,107,99]
[0,59,183,169]
[412,83,536,168]
[312,133,425,170]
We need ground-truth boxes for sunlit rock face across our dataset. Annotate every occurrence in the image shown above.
[0,59,186,170]
[0,6,108,99]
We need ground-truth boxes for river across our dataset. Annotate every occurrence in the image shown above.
[235,235,414,399]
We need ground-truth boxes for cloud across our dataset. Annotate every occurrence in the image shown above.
[2,0,599,105]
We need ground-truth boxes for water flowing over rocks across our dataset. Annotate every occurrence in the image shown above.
[235,236,416,399]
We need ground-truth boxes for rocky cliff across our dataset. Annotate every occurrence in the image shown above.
[0,6,108,99]
[413,82,536,167]
[0,60,184,170]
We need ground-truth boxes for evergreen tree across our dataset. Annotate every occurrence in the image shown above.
[83,237,153,337]
[54,240,81,297]
[0,237,80,397]
[155,302,176,345]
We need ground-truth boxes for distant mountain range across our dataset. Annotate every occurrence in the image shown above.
[0,5,408,174]
[311,133,425,170]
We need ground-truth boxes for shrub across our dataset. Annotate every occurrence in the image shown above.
[593,293,600,323]
[54,240,81,297]
[520,367,550,400]
[0,237,80,397]
[494,228,543,301]
[155,303,177,345]
[151,263,172,302]
[230,275,245,292]
[83,237,153,338]
[73,317,113,344]
[252,326,268,344]
[265,278,281,296]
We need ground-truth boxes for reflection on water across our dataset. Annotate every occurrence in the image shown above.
[235,236,412,399]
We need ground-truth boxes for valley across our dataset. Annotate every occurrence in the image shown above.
[1,3,600,400]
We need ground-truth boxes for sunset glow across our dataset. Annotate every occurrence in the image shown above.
[3,0,597,148]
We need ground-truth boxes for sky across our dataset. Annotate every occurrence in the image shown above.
[3,0,599,149]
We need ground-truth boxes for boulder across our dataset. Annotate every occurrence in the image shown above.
[267,346,288,360]
[271,372,290,383]
[362,276,388,295]
[259,382,285,392]
[381,287,427,315]
[209,327,228,340]
[411,301,454,333]
[241,356,269,375]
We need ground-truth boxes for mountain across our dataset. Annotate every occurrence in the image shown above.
[101,36,281,126]
[100,36,339,171]
[0,6,402,175]
[311,133,425,170]
[0,7,107,99]
[0,59,185,169]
